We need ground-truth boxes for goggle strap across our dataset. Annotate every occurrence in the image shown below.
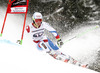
[32,17,35,21]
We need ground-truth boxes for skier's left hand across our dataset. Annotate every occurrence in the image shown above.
[57,39,63,47]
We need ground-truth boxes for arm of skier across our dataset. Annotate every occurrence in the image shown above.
[26,25,30,33]
[44,22,63,47]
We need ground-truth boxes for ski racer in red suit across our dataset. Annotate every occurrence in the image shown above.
[26,12,88,68]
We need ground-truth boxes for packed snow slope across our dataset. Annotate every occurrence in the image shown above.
[0,39,99,73]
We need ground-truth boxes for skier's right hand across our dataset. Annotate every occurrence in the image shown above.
[57,39,63,47]
[16,40,21,44]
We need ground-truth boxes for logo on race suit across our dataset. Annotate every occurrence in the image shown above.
[33,32,44,37]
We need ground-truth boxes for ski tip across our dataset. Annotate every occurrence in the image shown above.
[81,64,89,68]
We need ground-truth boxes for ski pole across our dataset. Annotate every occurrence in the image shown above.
[64,25,99,44]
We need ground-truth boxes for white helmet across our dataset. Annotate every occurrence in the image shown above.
[32,12,42,21]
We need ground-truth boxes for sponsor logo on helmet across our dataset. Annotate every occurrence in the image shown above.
[36,15,41,17]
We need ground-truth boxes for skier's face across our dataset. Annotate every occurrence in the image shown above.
[35,19,42,26]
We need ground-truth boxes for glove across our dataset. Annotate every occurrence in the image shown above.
[16,40,21,44]
[57,39,63,47]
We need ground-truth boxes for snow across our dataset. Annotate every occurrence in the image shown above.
[0,39,99,73]
[62,25,100,64]
[0,6,100,73]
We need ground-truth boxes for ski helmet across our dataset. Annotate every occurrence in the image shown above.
[32,12,42,23]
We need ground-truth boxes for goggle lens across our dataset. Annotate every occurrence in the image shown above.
[35,19,42,22]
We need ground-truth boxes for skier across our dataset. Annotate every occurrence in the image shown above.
[26,12,88,68]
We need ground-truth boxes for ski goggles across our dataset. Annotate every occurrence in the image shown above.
[35,19,42,22]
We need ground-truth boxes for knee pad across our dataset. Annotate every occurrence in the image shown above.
[37,41,51,52]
